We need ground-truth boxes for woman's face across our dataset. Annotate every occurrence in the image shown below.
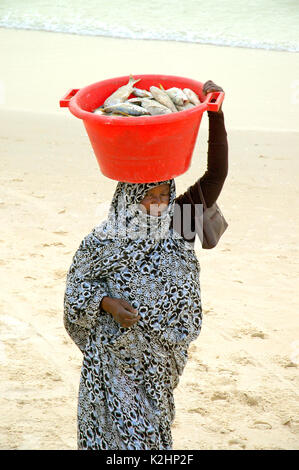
[139,183,170,217]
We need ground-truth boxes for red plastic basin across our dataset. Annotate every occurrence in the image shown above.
[60,74,224,183]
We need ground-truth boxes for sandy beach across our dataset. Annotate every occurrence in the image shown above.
[0,27,298,450]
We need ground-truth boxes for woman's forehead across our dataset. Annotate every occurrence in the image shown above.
[146,183,170,193]
[115,179,174,205]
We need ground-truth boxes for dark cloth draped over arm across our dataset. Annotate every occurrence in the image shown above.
[173,111,228,243]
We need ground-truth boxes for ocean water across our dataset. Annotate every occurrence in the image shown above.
[0,0,298,52]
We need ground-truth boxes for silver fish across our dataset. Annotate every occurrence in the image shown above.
[126,97,143,105]
[149,86,177,112]
[165,87,188,106]
[104,75,141,107]
[102,102,150,116]
[93,106,106,115]
[140,98,172,115]
[132,88,153,99]
[183,88,201,106]
[176,102,196,111]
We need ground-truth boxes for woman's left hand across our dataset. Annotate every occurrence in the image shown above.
[203,80,224,112]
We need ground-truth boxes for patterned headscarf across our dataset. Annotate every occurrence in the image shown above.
[93,179,176,241]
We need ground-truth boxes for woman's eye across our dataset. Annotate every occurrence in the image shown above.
[143,192,169,200]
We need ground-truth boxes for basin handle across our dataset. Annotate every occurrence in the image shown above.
[206,91,225,112]
[60,88,80,108]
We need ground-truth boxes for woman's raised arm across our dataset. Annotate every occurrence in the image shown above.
[174,80,228,242]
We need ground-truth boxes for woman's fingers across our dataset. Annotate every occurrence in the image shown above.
[120,311,141,328]
[203,80,224,95]
[110,298,140,327]
[203,80,217,93]
[119,299,138,315]
[123,308,139,320]
[118,305,140,328]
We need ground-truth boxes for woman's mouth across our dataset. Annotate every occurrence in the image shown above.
[148,204,168,216]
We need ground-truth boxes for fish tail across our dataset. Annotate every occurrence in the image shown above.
[129,74,141,86]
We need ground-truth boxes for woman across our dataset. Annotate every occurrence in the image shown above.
[63,80,228,450]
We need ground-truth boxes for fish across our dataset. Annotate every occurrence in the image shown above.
[149,86,177,112]
[176,102,196,111]
[140,98,172,115]
[93,106,106,115]
[183,88,201,106]
[104,75,141,107]
[132,88,153,99]
[165,87,188,106]
[126,97,143,105]
[102,102,150,116]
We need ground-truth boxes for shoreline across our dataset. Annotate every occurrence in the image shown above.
[1,25,298,54]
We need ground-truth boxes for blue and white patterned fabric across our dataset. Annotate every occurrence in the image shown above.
[63,179,202,450]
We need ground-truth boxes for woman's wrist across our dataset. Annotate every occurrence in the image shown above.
[100,296,113,313]
[208,109,224,118]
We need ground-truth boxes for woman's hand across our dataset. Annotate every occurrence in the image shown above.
[203,80,224,112]
[101,296,140,328]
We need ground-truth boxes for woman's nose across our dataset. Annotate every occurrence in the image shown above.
[151,196,162,204]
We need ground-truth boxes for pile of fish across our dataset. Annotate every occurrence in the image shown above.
[93,75,201,117]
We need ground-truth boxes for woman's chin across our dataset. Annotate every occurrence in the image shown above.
[149,208,166,217]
